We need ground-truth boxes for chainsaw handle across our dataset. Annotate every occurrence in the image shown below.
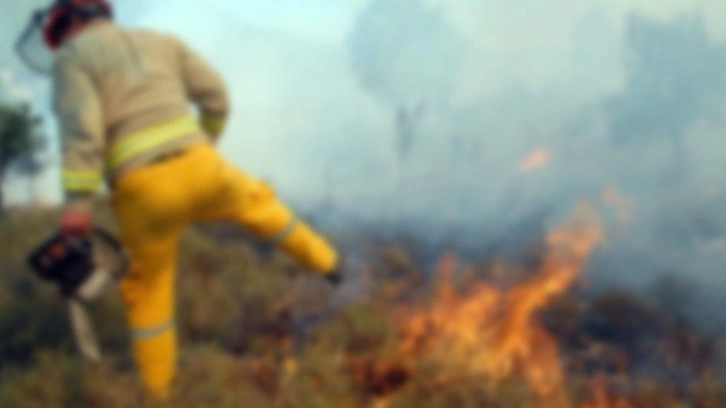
[91,227,130,278]
[91,227,123,252]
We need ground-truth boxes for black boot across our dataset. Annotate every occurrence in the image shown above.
[322,256,345,286]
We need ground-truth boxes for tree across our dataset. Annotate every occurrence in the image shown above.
[13,142,50,204]
[0,103,45,212]
[347,0,465,166]
[603,13,726,182]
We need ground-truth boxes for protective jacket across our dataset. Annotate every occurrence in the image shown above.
[53,18,228,204]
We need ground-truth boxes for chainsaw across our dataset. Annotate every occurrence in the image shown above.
[27,227,129,363]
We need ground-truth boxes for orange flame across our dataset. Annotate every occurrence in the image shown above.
[397,202,604,404]
[519,147,552,172]
[580,378,635,408]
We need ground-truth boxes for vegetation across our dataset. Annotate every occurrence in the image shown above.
[0,102,46,211]
[0,205,725,408]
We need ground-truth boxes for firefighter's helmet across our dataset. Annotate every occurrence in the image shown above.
[15,0,113,75]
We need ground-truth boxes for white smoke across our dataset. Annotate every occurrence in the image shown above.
[1,0,725,296]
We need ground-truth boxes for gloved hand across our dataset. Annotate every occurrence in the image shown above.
[200,112,226,142]
[61,206,93,238]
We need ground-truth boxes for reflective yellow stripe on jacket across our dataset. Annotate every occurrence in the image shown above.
[62,170,103,193]
[107,115,201,171]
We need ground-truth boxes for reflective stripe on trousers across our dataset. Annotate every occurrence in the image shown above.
[133,319,175,340]
[269,217,299,246]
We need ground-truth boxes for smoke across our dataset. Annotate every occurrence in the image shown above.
[326,0,726,312]
[2,1,725,308]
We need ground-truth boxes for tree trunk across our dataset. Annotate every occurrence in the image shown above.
[0,181,5,216]
[28,173,38,205]
[0,167,6,215]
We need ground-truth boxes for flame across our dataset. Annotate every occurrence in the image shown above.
[580,378,635,408]
[397,202,604,404]
[519,147,552,172]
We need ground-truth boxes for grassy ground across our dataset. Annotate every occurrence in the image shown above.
[0,205,725,407]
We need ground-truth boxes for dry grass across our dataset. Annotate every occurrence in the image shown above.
[1,206,725,407]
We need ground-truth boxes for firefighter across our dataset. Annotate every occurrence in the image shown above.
[19,0,342,400]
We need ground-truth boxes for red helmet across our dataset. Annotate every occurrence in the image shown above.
[42,0,113,49]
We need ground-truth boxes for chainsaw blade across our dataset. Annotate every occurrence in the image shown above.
[67,299,102,363]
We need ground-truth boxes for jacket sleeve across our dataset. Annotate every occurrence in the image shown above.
[175,37,230,142]
[52,49,105,210]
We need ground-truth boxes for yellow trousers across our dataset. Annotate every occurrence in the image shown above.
[110,141,338,399]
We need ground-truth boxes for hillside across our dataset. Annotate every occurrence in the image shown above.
[0,203,725,407]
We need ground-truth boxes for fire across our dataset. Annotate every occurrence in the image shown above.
[519,147,552,172]
[397,202,604,404]
[580,378,635,408]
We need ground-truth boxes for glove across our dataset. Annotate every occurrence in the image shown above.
[60,206,93,238]
[200,113,226,142]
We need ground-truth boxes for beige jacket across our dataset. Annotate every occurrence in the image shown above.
[52,18,229,206]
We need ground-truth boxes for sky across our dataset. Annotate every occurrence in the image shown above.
[2,0,726,296]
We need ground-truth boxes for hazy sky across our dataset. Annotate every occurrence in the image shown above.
[1,0,724,206]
